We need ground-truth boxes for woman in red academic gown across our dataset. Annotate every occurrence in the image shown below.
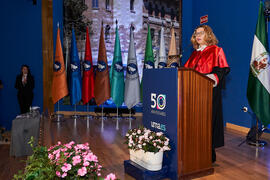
[184,25,230,163]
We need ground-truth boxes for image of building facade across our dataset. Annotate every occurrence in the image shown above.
[68,0,180,77]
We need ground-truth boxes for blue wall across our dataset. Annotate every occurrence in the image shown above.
[0,0,43,130]
[182,0,261,128]
[0,0,63,130]
[0,0,264,129]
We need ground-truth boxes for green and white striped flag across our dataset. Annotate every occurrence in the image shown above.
[247,1,270,126]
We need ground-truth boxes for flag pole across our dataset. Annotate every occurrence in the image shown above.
[86,102,90,128]
[72,103,80,120]
[129,109,132,129]
[116,106,119,130]
[52,100,64,122]
[102,104,104,120]
[101,104,104,131]
[85,102,92,120]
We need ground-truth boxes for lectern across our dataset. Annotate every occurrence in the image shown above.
[142,68,214,179]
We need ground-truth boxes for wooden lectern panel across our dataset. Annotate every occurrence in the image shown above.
[177,68,213,177]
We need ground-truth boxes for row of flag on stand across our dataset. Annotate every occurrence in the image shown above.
[52,22,179,109]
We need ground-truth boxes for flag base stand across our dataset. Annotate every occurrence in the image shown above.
[52,101,65,122]
[71,114,80,120]
[247,140,267,147]
[71,104,80,120]
[84,114,93,121]
[51,113,65,122]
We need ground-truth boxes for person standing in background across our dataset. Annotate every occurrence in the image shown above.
[15,65,34,114]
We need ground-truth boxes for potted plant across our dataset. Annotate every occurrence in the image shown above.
[14,137,117,180]
[124,126,171,171]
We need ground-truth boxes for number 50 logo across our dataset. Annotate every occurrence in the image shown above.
[151,93,166,110]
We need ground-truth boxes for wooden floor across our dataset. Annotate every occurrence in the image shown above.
[1,115,270,179]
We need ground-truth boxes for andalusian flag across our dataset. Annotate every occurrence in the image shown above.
[247,1,270,126]
[52,27,68,104]
[110,24,124,107]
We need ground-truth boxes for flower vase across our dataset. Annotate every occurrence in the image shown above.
[129,150,163,171]
[142,151,163,171]
[129,149,144,166]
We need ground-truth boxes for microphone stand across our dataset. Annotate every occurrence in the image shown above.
[238,107,267,147]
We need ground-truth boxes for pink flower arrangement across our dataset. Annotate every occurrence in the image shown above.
[124,126,171,153]
[48,141,117,179]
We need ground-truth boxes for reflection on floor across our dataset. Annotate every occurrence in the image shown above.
[1,114,270,179]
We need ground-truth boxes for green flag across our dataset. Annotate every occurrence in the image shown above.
[247,1,270,126]
[144,25,155,69]
[141,25,154,102]
[110,25,124,107]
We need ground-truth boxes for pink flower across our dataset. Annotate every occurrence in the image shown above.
[48,153,54,160]
[83,161,90,167]
[72,155,81,166]
[105,173,117,180]
[62,172,67,178]
[61,163,72,172]
[53,149,60,155]
[85,153,98,162]
[56,171,61,177]
[77,167,87,176]
[61,147,68,152]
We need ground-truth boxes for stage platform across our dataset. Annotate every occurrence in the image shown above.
[1,115,270,179]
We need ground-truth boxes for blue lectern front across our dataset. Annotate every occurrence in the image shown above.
[142,68,214,179]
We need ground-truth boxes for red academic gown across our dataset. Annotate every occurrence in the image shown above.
[184,45,230,148]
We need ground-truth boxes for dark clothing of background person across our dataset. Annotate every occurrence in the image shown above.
[15,73,34,114]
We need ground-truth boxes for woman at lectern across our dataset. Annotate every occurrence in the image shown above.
[184,25,230,163]
[15,65,35,114]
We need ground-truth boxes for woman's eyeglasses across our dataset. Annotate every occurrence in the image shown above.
[194,31,205,37]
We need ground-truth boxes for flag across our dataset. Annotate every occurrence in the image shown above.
[167,27,179,68]
[247,1,270,126]
[110,24,124,107]
[125,26,140,109]
[70,29,82,105]
[52,27,68,104]
[144,25,155,69]
[141,25,155,102]
[82,27,95,104]
[94,24,111,106]
[158,26,167,68]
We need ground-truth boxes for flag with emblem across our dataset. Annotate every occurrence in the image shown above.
[82,27,95,104]
[110,23,124,107]
[247,1,270,126]
[52,27,68,104]
[70,29,82,105]
[124,26,140,109]
[94,24,111,106]
[167,27,179,68]
[158,26,167,68]
[144,25,155,69]
[140,25,154,102]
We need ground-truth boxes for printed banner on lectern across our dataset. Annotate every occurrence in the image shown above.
[142,68,178,180]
